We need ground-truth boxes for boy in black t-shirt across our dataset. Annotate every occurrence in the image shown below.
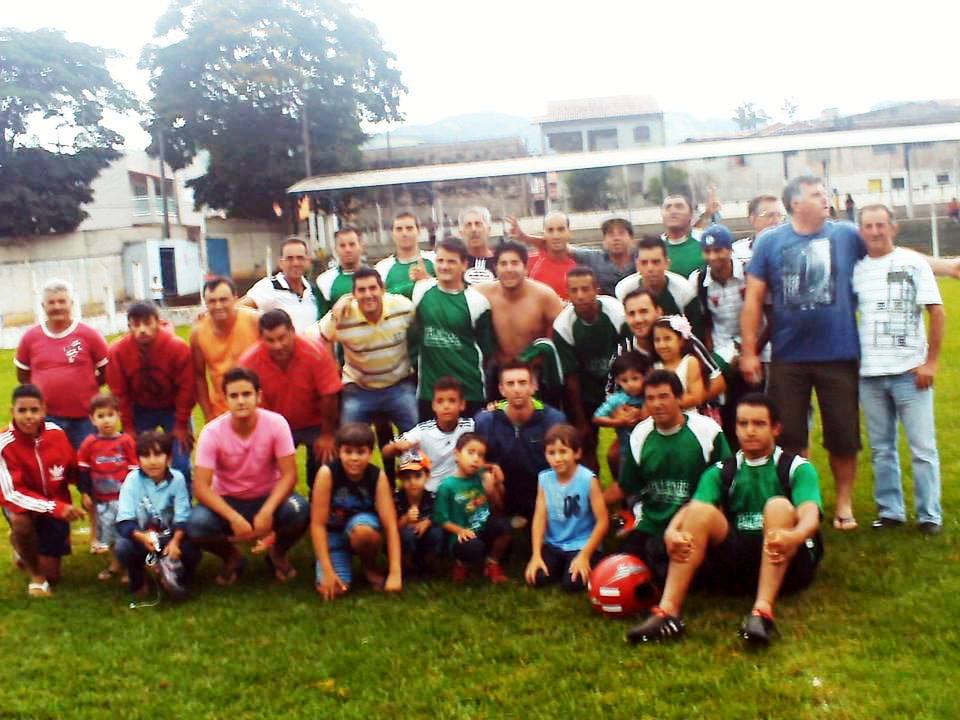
[311,423,402,600]
[394,450,444,577]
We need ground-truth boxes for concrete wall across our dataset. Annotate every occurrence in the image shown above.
[205,217,288,282]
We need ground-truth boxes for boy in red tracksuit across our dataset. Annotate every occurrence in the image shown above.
[1,384,84,597]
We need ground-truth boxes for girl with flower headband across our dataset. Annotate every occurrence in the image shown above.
[652,315,726,411]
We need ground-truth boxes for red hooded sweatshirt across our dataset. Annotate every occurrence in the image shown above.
[0,421,77,518]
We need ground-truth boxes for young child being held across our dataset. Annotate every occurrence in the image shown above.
[311,422,402,600]
[652,315,725,409]
[394,450,444,577]
[594,351,649,482]
[525,424,608,592]
[76,394,138,581]
[433,433,512,584]
[114,431,198,599]
[382,376,475,492]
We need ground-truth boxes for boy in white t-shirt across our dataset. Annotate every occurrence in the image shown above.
[382,376,474,492]
[853,205,945,534]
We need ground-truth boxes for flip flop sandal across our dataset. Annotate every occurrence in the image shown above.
[833,516,858,531]
[97,568,115,581]
[28,580,52,598]
[265,554,297,583]
[215,556,247,586]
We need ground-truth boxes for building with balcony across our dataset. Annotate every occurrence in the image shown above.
[537,95,666,154]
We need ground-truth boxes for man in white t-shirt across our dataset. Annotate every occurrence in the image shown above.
[853,204,945,535]
[240,237,319,333]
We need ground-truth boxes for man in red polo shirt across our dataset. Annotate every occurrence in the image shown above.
[15,278,109,449]
[529,211,577,300]
[239,309,341,490]
[106,301,195,483]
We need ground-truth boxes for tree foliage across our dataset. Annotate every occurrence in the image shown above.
[643,166,691,205]
[565,168,612,212]
[141,0,405,219]
[732,102,771,132]
[0,28,137,236]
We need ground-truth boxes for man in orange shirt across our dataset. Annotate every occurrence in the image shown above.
[191,277,260,421]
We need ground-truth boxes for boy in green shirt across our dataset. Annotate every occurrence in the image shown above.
[433,433,511,584]
[628,393,823,646]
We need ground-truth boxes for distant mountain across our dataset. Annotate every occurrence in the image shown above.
[362,110,740,153]
[364,112,543,152]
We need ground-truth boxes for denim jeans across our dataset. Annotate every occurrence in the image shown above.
[46,416,95,450]
[860,372,941,525]
[341,381,417,434]
[133,406,193,490]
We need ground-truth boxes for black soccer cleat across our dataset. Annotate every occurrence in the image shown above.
[740,609,776,646]
[626,607,685,644]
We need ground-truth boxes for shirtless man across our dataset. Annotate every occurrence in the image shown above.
[473,240,564,401]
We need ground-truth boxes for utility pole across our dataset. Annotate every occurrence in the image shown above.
[302,89,313,177]
[158,124,171,240]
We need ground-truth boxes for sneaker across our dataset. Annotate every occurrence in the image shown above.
[626,607,685,644]
[871,517,905,530]
[740,609,776,646]
[483,560,508,584]
[451,561,468,584]
[917,521,942,536]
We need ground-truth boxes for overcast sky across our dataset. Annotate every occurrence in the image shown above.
[6,0,956,149]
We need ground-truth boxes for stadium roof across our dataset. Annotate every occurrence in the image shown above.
[287,122,960,195]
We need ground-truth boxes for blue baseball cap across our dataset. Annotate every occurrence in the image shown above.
[700,224,733,250]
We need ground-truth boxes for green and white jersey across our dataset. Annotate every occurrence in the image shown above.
[620,411,731,535]
[694,448,823,534]
[375,252,437,299]
[411,279,494,403]
[553,296,625,408]
[315,265,356,318]
[614,271,705,341]
[663,233,705,280]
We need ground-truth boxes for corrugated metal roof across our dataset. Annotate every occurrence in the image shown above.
[287,122,960,194]
[537,95,661,124]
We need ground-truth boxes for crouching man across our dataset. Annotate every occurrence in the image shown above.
[628,393,823,646]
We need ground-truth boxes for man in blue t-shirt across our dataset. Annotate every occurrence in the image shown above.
[740,176,866,531]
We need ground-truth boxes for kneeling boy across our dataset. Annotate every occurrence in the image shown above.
[627,393,823,646]
[311,422,402,600]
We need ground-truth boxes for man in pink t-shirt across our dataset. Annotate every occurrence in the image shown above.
[15,279,109,448]
[188,367,309,585]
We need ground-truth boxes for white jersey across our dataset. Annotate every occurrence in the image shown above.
[397,417,476,491]
[245,272,319,333]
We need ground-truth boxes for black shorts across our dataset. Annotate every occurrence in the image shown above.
[700,530,823,596]
[3,509,71,557]
[618,530,669,588]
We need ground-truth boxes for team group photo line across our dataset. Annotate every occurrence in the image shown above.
[3,174,948,646]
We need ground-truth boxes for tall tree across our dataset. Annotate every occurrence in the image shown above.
[732,102,771,132]
[141,0,405,219]
[0,28,137,237]
[565,168,611,212]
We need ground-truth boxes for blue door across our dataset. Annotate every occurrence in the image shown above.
[206,237,231,277]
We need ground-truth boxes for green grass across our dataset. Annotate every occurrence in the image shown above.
[2,291,960,719]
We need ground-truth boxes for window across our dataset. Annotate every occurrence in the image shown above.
[587,128,618,151]
[633,125,651,142]
[130,174,150,216]
[892,177,905,190]
[936,173,950,185]
[547,132,583,153]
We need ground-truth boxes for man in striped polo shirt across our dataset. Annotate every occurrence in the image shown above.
[317,266,418,437]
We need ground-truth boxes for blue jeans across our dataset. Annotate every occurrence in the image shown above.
[188,494,310,554]
[47,416,94,450]
[860,373,941,525]
[400,524,444,571]
[133,406,193,490]
[341,382,417,434]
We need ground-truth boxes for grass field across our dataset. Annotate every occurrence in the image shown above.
[1,290,959,720]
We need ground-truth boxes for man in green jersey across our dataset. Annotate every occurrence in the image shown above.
[661,192,706,279]
[375,212,436,298]
[612,369,731,581]
[316,225,365,317]
[411,238,494,420]
[614,236,705,341]
[628,393,823,646]
[553,266,625,470]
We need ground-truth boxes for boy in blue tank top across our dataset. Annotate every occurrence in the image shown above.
[311,423,402,600]
[525,424,609,592]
